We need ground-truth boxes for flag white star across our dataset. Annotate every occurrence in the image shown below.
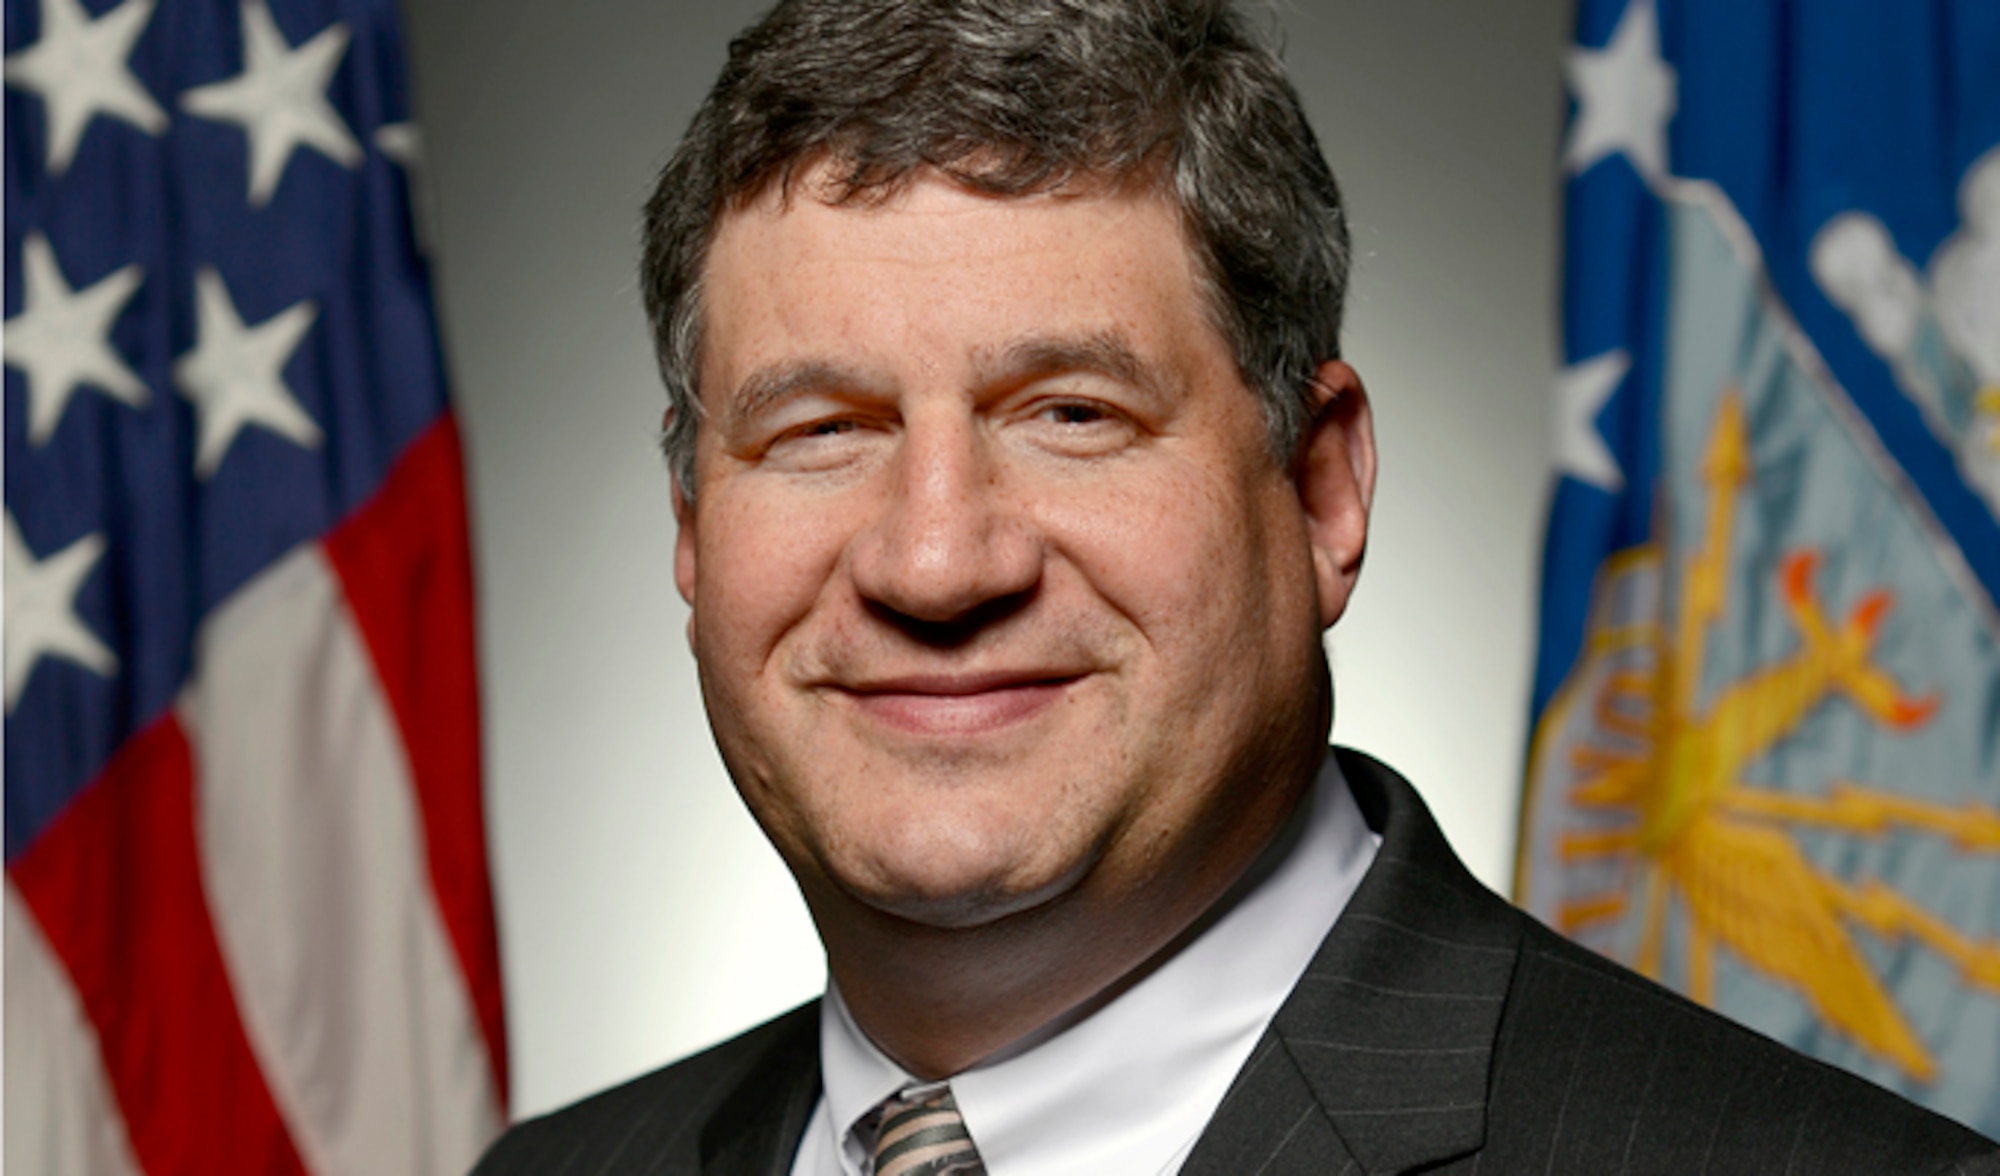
[375,121,437,255]
[4,511,118,712]
[1555,349,1629,491]
[3,0,167,175]
[373,120,419,166]
[4,233,150,445]
[1563,0,1677,185]
[173,268,322,478]
[179,0,361,206]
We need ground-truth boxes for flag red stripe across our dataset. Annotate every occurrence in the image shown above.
[8,716,310,1176]
[322,413,509,1106]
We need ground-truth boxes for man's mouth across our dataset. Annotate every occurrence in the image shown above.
[838,671,1085,736]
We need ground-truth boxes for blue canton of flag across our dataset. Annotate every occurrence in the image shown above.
[1518,0,2000,1133]
[4,0,507,1170]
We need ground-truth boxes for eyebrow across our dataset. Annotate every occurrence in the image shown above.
[722,330,1166,424]
[725,360,882,425]
[972,331,1162,399]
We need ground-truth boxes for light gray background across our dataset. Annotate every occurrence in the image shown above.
[399,0,1571,1119]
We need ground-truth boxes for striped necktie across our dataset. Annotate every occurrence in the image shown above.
[868,1085,987,1176]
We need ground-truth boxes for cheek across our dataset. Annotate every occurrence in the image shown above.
[688,491,854,857]
[1039,465,1284,650]
[691,490,852,671]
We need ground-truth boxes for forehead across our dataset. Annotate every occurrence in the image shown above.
[696,174,1226,403]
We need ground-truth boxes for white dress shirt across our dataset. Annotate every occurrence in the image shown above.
[789,753,1379,1176]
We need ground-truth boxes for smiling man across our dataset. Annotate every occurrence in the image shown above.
[474,1,1999,1173]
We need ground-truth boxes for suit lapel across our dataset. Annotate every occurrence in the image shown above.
[698,1004,823,1176]
[1196,750,1524,1176]
[1180,1035,1364,1175]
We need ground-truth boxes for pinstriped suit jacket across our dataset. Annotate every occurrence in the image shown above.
[474,749,2000,1175]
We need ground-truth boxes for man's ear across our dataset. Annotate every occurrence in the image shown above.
[1295,360,1376,630]
[670,412,699,609]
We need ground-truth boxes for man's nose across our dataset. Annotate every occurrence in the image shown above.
[847,416,1041,627]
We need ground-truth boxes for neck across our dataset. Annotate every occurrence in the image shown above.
[811,757,1317,1080]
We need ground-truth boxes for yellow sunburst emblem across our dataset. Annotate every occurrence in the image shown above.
[1539,387,2000,1084]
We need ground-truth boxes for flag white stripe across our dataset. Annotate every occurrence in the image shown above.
[5,879,143,1176]
[181,544,500,1176]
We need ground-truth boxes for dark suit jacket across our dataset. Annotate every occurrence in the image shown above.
[476,749,2000,1174]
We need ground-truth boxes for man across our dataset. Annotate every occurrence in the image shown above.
[476,1,2000,1171]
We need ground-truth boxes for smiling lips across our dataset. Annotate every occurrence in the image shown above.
[840,671,1083,736]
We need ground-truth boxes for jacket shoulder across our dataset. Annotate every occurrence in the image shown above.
[472,1001,820,1176]
[1331,748,1996,1170]
[1493,919,1996,1172]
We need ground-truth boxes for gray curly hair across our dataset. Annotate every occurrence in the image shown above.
[641,0,1350,495]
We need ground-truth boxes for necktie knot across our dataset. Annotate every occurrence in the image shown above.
[868,1085,987,1176]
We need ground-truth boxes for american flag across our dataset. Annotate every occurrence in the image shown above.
[4,0,508,1170]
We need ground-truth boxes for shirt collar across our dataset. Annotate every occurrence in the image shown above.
[817,752,1379,1176]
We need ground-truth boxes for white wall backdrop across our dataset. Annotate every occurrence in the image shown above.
[399,0,1570,1119]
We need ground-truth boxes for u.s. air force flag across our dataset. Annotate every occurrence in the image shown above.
[5,0,507,1170]
[1518,0,2000,1132]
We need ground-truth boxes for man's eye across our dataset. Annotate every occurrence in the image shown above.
[772,417,858,445]
[1018,398,1137,457]
[1043,402,1110,425]
[756,415,887,472]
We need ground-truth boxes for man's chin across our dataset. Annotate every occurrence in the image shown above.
[842,857,1092,932]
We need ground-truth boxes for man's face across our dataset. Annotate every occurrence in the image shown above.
[677,173,1370,933]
